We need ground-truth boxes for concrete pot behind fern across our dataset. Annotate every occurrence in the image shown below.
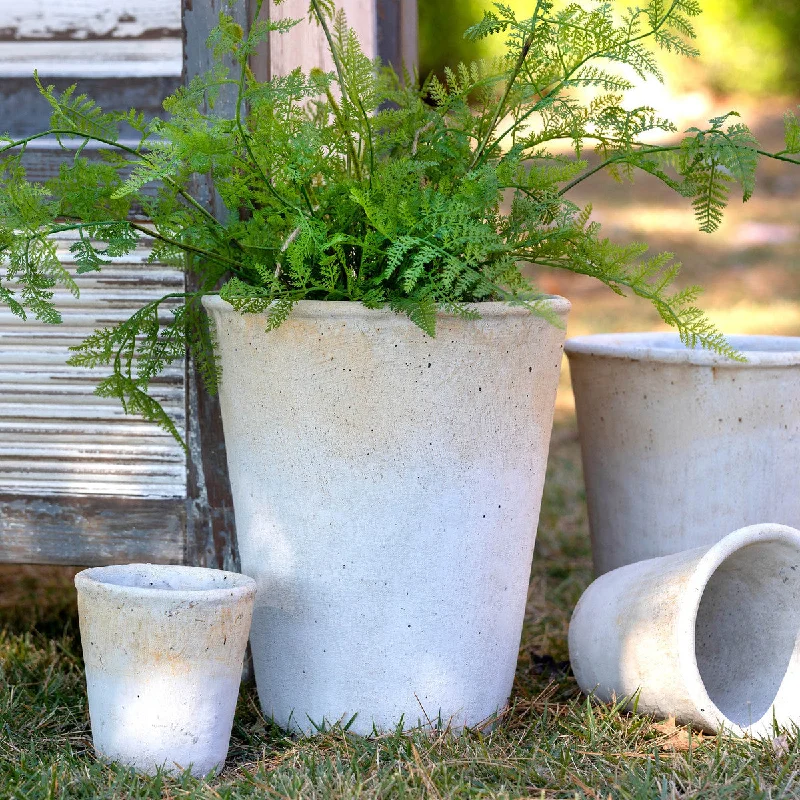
[203,296,569,734]
[565,332,800,575]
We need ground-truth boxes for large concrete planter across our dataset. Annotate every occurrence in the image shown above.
[75,564,256,776]
[202,297,570,734]
[568,523,800,737]
[565,332,800,575]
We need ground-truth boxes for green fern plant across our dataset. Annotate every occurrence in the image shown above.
[1,0,799,444]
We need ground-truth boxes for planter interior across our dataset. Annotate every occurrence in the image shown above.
[80,563,254,593]
[690,535,800,732]
[569,524,800,737]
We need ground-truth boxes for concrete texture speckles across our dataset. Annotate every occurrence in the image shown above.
[202,298,570,735]
[566,332,800,575]
[75,563,255,775]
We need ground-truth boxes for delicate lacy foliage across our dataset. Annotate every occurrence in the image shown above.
[1,0,798,441]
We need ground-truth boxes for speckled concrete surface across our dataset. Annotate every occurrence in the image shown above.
[203,298,569,735]
[76,564,255,775]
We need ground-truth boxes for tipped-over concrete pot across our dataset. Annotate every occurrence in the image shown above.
[75,564,256,776]
[565,332,800,575]
[202,297,570,735]
[569,523,800,737]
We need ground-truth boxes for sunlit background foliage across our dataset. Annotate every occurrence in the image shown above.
[420,0,800,96]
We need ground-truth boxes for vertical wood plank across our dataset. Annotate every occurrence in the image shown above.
[268,0,377,76]
[181,0,247,571]
[247,0,271,82]
[375,0,417,74]
[399,0,418,74]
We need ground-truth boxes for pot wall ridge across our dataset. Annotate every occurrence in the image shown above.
[202,295,572,321]
[566,332,800,367]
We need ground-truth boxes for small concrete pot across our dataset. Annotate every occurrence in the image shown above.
[569,523,800,737]
[202,297,569,735]
[75,563,256,776]
[565,332,800,575]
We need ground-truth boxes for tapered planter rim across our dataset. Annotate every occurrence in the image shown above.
[75,563,256,603]
[677,523,800,733]
[565,332,800,367]
[202,295,572,320]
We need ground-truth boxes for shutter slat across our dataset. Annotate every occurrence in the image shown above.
[1,236,186,498]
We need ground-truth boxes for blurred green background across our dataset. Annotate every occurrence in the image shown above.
[419,0,800,97]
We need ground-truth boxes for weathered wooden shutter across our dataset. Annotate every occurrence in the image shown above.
[0,2,186,565]
[0,1,182,138]
[0,231,187,565]
[1,0,416,568]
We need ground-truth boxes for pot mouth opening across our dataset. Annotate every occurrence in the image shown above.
[565,332,800,366]
[75,563,256,596]
[686,525,800,731]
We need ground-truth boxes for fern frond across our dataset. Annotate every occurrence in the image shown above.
[3,0,795,431]
[219,278,274,314]
[389,292,437,337]
[35,73,120,142]
[95,373,185,447]
[463,10,509,41]
[784,109,800,154]
[690,161,730,233]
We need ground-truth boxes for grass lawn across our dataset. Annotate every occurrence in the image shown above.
[1,107,799,799]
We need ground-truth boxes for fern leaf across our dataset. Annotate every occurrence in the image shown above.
[35,73,119,142]
[389,292,437,337]
[690,160,730,233]
[219,279,274,314]
[95,373,185,448]
[784,109,800,154]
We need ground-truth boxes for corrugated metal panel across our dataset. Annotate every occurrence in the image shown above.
[0,234,186,499]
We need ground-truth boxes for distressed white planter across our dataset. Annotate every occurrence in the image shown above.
[565,332,800,575]
[569,523,800,737]
[202,297,570,734]
[75,564,256,776]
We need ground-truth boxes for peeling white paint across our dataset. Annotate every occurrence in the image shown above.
[0,1,181,41]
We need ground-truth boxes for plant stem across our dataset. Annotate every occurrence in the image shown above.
[309,0,374,184]
[128,222,244,274]
[470,0,545,171]
[557,145,680,195]
[233,64,304,216]
[757,149,800,166]
[325,87,363,182]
